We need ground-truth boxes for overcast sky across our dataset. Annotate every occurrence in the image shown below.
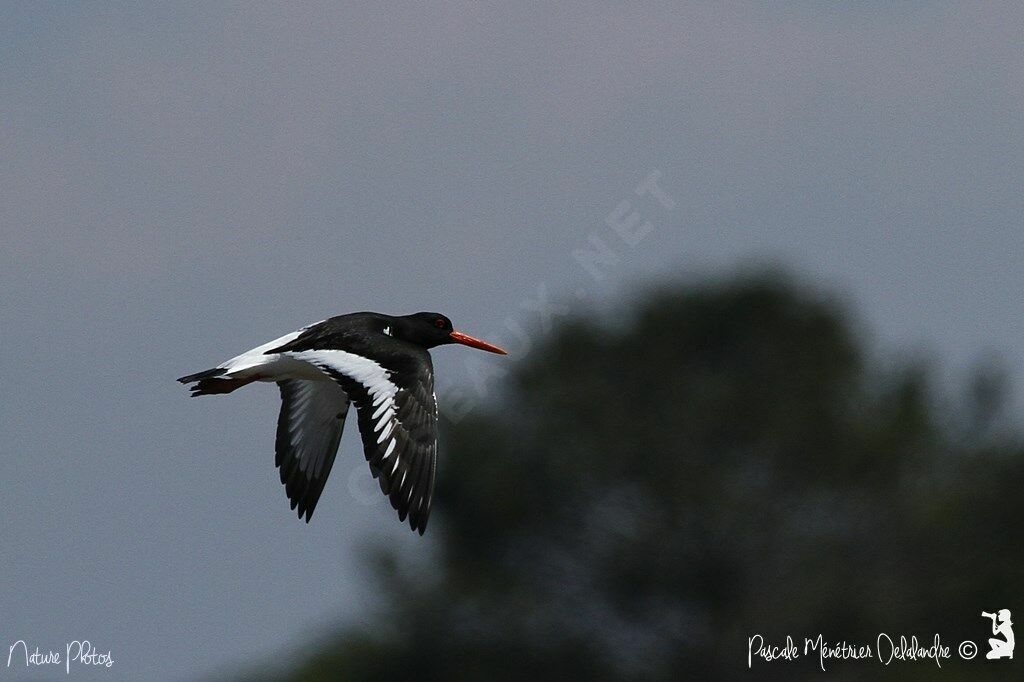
[2,2,1022,679]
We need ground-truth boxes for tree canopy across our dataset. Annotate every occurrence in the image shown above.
[277,272,1022,681]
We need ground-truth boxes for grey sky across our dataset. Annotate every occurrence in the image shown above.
[2,2,1022,679]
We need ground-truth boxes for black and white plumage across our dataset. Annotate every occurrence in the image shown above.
[177,312,506,534]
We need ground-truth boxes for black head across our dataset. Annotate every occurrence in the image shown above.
[398,312,507,354]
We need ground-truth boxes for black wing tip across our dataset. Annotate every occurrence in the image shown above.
[278,451,323,524]
[285,489,317,523]
[409,504,430,535]
[371,453,434,537]
[376,466,430,535]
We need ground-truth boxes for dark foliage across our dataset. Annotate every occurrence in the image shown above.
[279,273,1022,681]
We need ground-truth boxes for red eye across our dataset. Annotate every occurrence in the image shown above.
[435,318,446,329]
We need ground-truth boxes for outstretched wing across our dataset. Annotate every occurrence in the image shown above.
[292,349,438,534]
[275,378,351,522]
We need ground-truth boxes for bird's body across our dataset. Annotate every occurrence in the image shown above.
[178,312,506,534]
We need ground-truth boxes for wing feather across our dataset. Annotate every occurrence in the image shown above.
[275,379,350,522]
[293,349,438,534]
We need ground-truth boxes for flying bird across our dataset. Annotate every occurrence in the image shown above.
[177,312,506,534]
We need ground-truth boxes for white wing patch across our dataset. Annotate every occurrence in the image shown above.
[283,346,436,534]
[292,350,400,433]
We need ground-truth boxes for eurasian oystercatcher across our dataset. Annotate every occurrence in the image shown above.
[177,312,506,534]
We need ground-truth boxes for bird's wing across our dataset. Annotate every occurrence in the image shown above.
[292,349,438,534]
[275,378,351,522]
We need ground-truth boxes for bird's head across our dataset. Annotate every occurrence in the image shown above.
[400,312,507,354]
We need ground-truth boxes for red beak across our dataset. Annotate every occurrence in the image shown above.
[449,330,508,355]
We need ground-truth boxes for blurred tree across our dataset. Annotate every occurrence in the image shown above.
[274,273,1023,681]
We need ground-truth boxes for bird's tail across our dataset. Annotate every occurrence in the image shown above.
[177,367,223,384]
[177,368,255,397]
